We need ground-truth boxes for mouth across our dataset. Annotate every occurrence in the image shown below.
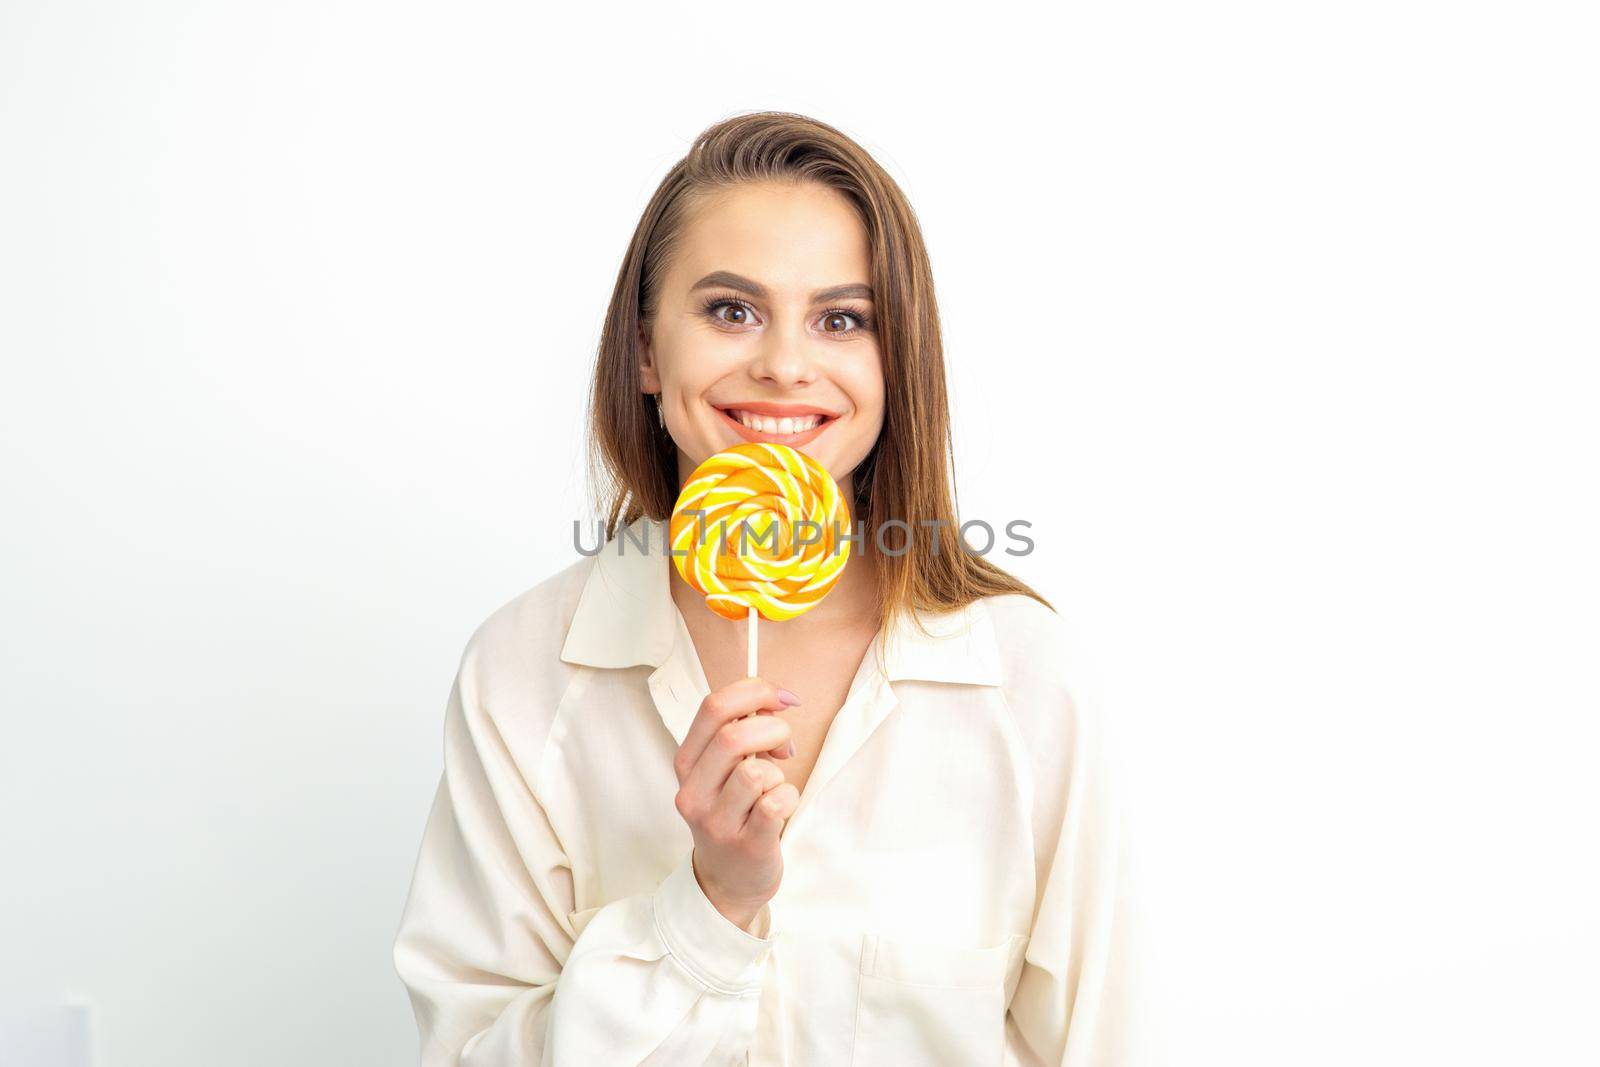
[714,403,840,447]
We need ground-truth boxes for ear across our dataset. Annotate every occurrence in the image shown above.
[637,325,661,394]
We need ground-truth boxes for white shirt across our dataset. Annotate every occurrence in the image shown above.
[393,516,1152,1065]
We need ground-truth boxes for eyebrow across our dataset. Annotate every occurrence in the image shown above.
[688,270,873,304]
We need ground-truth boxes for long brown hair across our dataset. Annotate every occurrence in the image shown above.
[586,110,1051,632]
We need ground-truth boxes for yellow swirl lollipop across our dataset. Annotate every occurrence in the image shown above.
[669,442,852,675]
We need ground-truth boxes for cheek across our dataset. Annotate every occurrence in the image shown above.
[848,358,887,422]
[664,333,748,390]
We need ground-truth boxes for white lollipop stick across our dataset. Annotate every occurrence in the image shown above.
[746,608,758,678]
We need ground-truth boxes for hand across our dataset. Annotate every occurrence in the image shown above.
[671,677,803,931]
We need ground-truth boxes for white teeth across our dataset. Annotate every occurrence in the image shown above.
[730,410,824,435]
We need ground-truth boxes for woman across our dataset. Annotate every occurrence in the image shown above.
[393,111,1148,1065]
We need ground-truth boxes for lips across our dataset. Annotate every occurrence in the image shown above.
[714,403,840,446]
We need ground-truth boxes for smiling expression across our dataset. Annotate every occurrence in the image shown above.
[638,180,886,497]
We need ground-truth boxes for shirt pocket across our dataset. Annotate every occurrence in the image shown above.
[850,932,1028,1067]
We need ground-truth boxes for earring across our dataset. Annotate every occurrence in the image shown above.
[653,394,665,429]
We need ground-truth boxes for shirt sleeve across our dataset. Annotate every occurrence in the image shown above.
[392,655,778,1066]
[1006,685,1162,1067]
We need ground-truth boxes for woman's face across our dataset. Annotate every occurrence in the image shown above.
[639,180,886,495]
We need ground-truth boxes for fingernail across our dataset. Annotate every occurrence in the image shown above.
[777,688,801,707]
[785,741,797,757]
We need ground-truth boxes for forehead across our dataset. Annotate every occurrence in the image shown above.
[671,181,871,293]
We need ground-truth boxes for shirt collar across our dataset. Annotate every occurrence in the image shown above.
[559,516,1004,687]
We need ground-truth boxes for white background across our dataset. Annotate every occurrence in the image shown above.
[3,1,1596,1064]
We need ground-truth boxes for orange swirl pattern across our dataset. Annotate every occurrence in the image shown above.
[669,442,852,622]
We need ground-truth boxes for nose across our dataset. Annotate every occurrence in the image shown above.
[748,322,819,388]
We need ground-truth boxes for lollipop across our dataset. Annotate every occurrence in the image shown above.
[669,442,851,677]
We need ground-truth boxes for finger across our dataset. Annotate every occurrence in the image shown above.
[676,678,797,778]
[704,756,785,841]
[750,708,792,759]
[682,713,792,801]
[741,782,800,844]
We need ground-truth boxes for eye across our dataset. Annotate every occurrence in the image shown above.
[697,292,875,336]
[820,308,873,335]
[699,293,759,328]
